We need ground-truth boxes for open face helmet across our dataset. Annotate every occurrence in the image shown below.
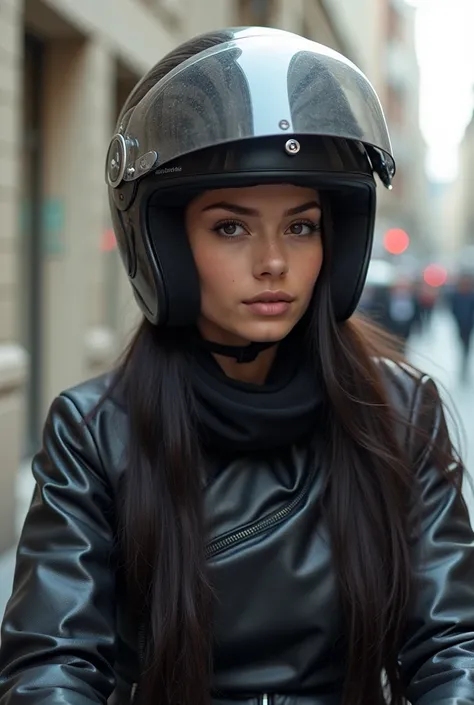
[106,26,395,326]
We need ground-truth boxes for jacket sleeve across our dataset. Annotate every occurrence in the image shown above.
[400,376,474,705]
[0,394,117,704]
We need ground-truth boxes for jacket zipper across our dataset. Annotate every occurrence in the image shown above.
[262,694,269,705]
[205,463,316,560]
[138,459,317,677]
[137,473,311,668]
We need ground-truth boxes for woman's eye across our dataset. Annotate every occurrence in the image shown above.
[287,221,320,236]
[214,221,246,238]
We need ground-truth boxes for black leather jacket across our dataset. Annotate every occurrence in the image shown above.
[1,366,474,705]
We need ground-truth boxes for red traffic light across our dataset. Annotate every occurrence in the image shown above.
[383,228,410,255]
[101,228,117,252]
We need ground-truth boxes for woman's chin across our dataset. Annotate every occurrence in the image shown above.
[238,320,296,344]
[198,316,299,346]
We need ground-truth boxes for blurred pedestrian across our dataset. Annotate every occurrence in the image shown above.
[358,259,394,330]
[416,280,438,333]
[386,278,420,352]
[449,272,474,381]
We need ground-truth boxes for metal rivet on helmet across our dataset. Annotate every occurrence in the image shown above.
[285,139,301,155]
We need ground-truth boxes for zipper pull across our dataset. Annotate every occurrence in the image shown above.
[262,695,269,705]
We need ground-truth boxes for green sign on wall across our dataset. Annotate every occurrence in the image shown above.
[42,199,65,256]
[19,198,66,256]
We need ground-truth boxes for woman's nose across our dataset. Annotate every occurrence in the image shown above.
[252,239,289,280]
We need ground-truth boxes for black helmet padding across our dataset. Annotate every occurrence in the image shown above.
[110,135,375,325]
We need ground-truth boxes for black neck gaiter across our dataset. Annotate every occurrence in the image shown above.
[189,330,323,452]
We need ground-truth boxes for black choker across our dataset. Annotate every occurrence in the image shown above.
[197,338,277,363]
[189,327,323,451]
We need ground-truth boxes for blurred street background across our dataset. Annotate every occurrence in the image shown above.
[1,0,474,618]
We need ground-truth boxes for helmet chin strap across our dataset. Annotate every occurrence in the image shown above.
[198,338,278,363]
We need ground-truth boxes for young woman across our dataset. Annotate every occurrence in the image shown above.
[1,26,474,705]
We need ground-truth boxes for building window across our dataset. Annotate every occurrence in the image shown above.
[387,4,404,42]
[237,0,275,26]
[301,18,311,39]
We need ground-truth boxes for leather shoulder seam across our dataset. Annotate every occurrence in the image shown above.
[405,373,430,458]
[408,373,442,469]
[59,392,108,483]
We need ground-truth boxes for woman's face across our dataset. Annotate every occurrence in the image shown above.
[185,184,324,346]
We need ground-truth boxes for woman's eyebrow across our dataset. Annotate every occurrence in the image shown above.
[200,200,321,216]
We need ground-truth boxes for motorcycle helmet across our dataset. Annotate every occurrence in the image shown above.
[106,26,395,328]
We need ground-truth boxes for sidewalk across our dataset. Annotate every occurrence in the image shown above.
[0,462,34,621]
[406,309,474,524]
[406,308,473,472]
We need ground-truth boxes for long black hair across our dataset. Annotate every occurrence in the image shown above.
[105,32,464,705]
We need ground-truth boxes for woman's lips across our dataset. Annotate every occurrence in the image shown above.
[243,291,295,316]
[244,301,292,316]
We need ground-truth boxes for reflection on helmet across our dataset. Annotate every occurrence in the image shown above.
[288,51,363,138]
[149,48,253,156]
[107,30,394,189]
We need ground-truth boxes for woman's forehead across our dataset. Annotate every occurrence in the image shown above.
[190,183,321,208]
